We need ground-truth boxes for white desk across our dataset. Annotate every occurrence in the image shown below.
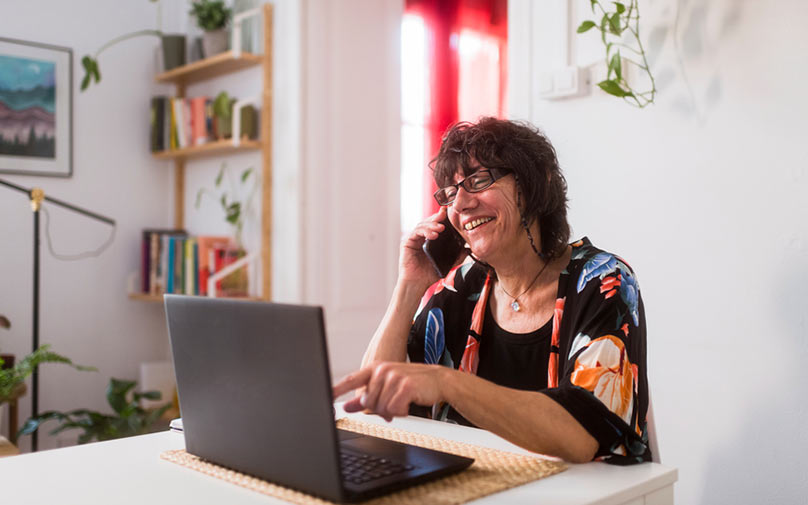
[0,407,677,505]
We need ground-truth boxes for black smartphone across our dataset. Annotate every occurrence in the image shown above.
[422,218,466,278]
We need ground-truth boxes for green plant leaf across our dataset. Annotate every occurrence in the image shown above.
[577,20,597,33]
[195,188,205,208]
[600,14,609,43]
[614,2,626,14]
[608,13,621,34]
[80,56,98,91]
[215,165,225,187]
[609,51,622,80]
[136,390,163,401]
[597,79,632,97]
[226,202,241,224]
[107,378,136,414]
[590,0,597,13]
[241,167,253,183]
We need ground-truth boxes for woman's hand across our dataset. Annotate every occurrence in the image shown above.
[398,207,449,288]
[333,362,449,422]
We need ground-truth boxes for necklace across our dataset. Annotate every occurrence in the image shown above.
[497,260,550,312]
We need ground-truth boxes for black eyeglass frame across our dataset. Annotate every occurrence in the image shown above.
[433,168,512,206]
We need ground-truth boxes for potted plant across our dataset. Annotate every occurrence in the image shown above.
[190,0,233,58]
[81,0,186,91]
[18,377,171,444]
[1,314,96,440]
[195,162,257,248]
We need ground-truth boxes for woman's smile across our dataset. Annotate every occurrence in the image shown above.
[463,216,495,231]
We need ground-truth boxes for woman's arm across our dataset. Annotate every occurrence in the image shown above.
[361,281,430,366]
[440,367,598,463]
[361,208,449,366]
[333,362,598,463]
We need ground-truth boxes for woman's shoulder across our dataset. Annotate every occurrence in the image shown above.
[566,237,639,294]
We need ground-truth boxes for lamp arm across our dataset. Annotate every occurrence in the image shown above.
[0,178,115,226]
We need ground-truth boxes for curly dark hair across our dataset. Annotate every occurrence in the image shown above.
[429,117,570,259]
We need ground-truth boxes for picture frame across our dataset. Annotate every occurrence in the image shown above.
[0,37,73,177]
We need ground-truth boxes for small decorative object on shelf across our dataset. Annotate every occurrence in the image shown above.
[190,0,233,58]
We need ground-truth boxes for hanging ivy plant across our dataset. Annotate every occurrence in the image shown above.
[577,0,656,108]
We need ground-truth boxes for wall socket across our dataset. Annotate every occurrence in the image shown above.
[537,66,590,100]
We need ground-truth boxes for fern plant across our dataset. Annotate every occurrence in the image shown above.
[0,344,95,404]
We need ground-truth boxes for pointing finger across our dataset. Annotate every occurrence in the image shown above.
[332,368,373,399]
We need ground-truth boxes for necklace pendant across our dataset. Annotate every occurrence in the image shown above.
[510,300,521,312]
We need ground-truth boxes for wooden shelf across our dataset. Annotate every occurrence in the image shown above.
[155,51,263,86]
[152,138,262,161]
[128,293,263,303]
[133,4,273,303]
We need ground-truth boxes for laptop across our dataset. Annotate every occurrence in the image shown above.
[164,295,473,503]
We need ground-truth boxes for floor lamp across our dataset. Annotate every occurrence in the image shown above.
[0,178,115,451]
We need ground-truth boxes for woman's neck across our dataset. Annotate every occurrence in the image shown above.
[487,223,549,295]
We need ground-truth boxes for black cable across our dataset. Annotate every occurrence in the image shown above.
[41,205,116,261]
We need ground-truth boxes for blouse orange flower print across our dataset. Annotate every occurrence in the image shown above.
[570,334,635,424]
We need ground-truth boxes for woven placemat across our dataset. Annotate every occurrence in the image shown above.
[160,417,567,505]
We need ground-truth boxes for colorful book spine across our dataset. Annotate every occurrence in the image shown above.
[166,237,175,294]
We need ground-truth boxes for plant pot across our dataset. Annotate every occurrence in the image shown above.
[161,34,187,71]
[202,29,229,58]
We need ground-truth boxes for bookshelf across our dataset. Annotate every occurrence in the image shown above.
[131,4,273,302]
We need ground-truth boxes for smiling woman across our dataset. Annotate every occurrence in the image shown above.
[334,117,651,465]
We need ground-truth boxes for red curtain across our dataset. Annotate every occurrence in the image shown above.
[406,0,508,217]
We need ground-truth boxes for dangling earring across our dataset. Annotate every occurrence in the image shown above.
[515,176,545,260]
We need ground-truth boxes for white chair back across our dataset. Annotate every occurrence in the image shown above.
[646,393,661,463]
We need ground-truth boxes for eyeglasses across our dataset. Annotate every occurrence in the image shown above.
[433,168,511,206]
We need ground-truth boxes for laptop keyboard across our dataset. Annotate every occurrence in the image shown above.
[340,451,416,485]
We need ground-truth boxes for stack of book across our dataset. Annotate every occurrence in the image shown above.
[140,229,250,298]
[149,96,259,152]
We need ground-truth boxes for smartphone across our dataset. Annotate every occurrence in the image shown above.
[422,218,466,278]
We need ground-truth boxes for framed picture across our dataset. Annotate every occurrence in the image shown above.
[0,37,72,177]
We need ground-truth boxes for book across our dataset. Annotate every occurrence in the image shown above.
[191,96,208,146]
[150,96,167,152]
[140,229,186,294]
[196,236,230,296]
[173,236,185,294]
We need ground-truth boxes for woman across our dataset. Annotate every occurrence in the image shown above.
[333,117,651,464]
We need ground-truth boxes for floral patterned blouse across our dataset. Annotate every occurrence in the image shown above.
[407,237,651,464]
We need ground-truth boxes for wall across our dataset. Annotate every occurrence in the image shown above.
[300,0,402,379]
[509,0,808,503]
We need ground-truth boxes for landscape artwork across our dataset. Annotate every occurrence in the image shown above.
[0,55,56,158]
[0,38,72,177]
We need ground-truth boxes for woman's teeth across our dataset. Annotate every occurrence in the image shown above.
[464,217,493,231]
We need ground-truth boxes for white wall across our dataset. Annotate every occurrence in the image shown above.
[300,0,402,379]
[510,0,808,504]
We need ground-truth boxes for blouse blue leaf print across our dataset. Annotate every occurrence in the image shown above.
[619,268,640,326]
[577,252,619,292]
[424,308,445,365]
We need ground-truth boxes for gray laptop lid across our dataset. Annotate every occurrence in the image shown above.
[165,295,346,502]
